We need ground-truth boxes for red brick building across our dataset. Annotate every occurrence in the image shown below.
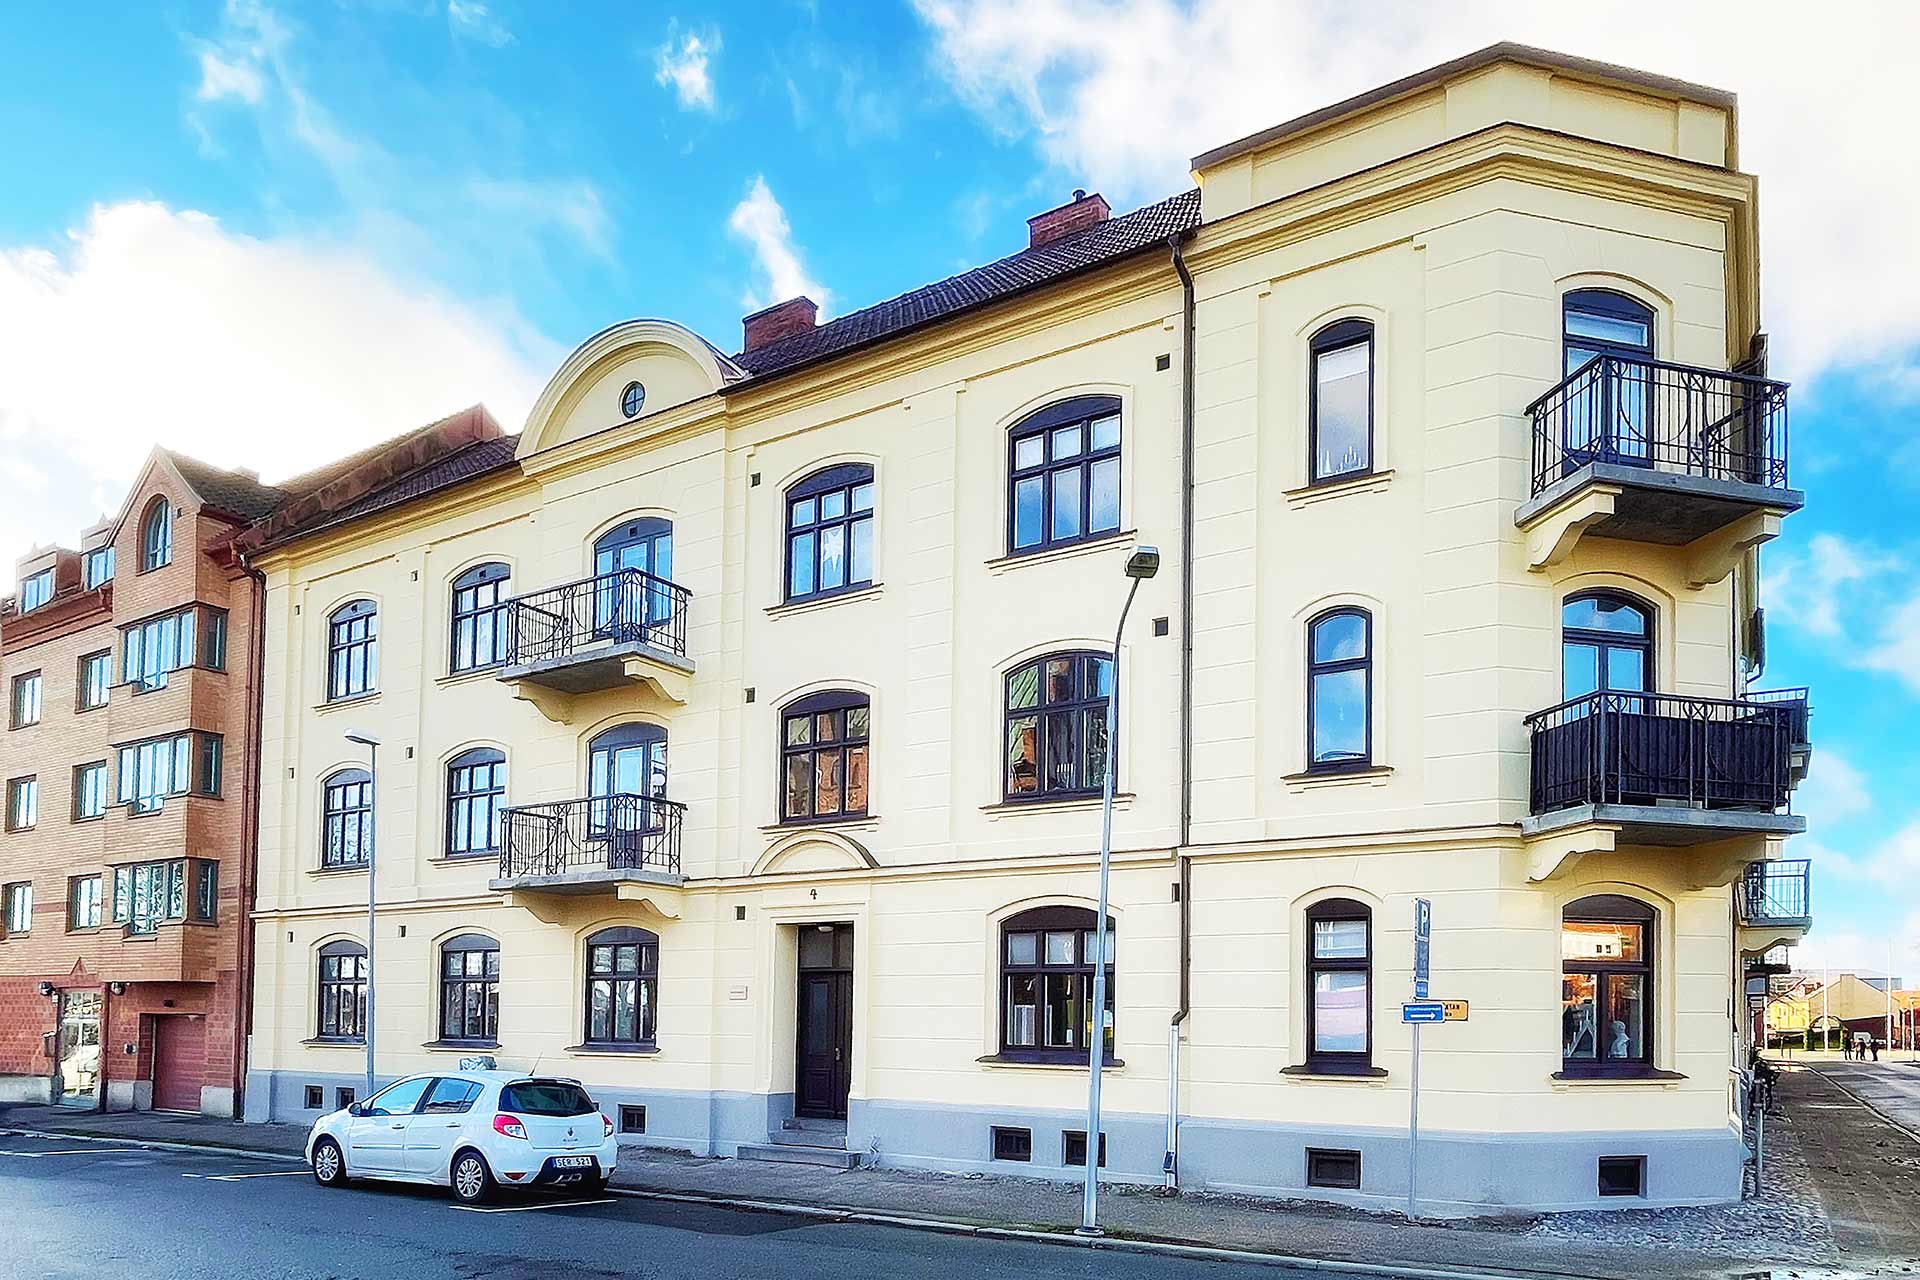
[0,451,284,1115]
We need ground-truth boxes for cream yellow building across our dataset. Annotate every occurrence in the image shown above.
[241,44,1813,1213]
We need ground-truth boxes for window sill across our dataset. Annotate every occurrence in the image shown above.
[314,692,381,715]
[1282,765,1391,793]
[765,583,883,619]
[301,1037,366,1049]
[976,1054,1123,1071]
[760,815,879,835]
[1284,469,1393,507]
[984,529,1136,576]
[308,864,370,878]
[435,666,505,689]
[427,853,499,867]
[981,793,1133,819]
[422,1040,500,1052]
[1282,1064,1389,1081]
[1550,1069,1686,1086]
[567,1043,660,1058]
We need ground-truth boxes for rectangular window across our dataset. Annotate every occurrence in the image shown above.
[3,883,31,934]
[1307,1148,1362,1190]
[1597,1156,1646,1197]
[77,652,111,711]
[203,610,228,671]
[1062,1130,1106,1168]
[193,860,218,921]
[83,546,115,590]
[1310,322,1374,482]
[991,1126,1032,1162]
[68,876,102,930]
[304,1085,325,1110]
[116,732,198,813]
[196,734,223,797]
[336,1087,356,1109]
[18,569,53,613]
[73,762,108,820]
[7,777,37,831]
[619,1104,647,1134]
[11,672,41,728]
[122,607,204,692]
[112,860,188,934]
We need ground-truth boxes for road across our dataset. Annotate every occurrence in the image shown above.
[0,1133,1394,1280]
[1812,1058,1920,1137]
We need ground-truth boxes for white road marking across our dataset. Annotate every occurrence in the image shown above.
[181,1169,311,1181]
[449,1197,616,1214]
[0,1148,146,1159]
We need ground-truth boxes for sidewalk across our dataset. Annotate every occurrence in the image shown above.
[1785,1061,1920,1265]
[0,1100,1844,1278]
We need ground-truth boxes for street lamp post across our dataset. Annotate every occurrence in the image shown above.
[1079,545,1160,1238]
[344,730,381,1101]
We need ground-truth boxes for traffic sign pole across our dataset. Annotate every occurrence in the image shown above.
[1408,1020,1421,1221]
[1408,898,1431,1222]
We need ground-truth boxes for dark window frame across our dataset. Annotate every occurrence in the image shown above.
[82,545,115,591]
[998,905,1116,1065]
[111,859,191,934]
[583,925,659,1049]
[68,874,103,931]
[72,761,108,822]
[784,463,876,603]
[1562,288,1656,369]
[1304,897,1373,1074]
[1308,318,1375,484]
[18,568,54,612]
[321,767,374,869]
[77,650,111,712]
[1562,591,1654,700]
[445,748,506,858]
[449,563,511,674]
[316,940,368,1041]
[139,497,173,573]
[1006,396,1123,556]
[2,881,31,935]
[1560,894,1656,1077]
[1306,608,1372,772]
[6,776,37,832]
[1307,1147,1363,1190]
[10,670,41,728]
[1002,650,1114,803]
[779,690,871,824]
[439,932,501,1044]
[326,599,378,702]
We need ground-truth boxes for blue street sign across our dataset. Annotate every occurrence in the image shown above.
[1402,1001,1447,1024]
[1414,898,1431,942]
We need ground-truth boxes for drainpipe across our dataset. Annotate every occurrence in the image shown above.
[1165,234,1197,1190]
[233,554,269,1121]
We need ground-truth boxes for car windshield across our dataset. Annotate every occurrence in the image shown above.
[498,1080,597,1116]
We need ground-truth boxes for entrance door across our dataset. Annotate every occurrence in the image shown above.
[593,517,674,641]
[795,923,853,1120]
[151,1015,207,1113]
[54,991,102,1108]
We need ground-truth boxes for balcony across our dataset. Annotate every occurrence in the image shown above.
[490,795,685,912]
[1517,356,1803,578]
[499,568,692,721]
[1740,858,1813,952]
[1523,691,1807,847]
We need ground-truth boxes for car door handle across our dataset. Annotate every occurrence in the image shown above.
[444,1122,460,1128]
[390,1122,405,1129]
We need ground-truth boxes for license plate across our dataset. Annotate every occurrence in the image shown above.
[553,1156,593,1169]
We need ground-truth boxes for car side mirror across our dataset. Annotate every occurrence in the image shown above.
[346,1103,365,1117]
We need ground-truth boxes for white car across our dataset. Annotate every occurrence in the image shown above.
[305,1069,618,1204]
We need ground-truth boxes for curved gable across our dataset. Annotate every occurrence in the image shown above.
[520,319,743,459]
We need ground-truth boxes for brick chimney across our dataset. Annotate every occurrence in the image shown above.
[743,296,819,352]
[1028,189,1110,249]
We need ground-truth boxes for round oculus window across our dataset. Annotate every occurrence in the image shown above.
[621,381,646,418]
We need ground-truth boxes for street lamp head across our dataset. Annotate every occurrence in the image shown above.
[344,729,382,749]
[1124,545,1161,580]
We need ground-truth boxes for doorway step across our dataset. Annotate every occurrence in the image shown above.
[736,1117,860,1169]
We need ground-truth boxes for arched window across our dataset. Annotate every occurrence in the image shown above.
[1563,289,1654,373]
[321,768,373,868]
[439,933,500,1043]
[1309,320,1373,483]
[1000,906,1115,1062]
[593,517,675,636]
[1562,290,1656,466]
[1562,592,1652,701]
[449,563,510,673]
[446,749,506,858]
[1561,895,1655,1074]
[140,498,173,573]
[1007,396,1121,555]
[583,926,658,1048]
[316,940,367,1040]
[326,600,378,701]
[1003,650,1112,802]
[1304,898,1372,1072]
[780,691,870,822]
[1307,609,1371,770]
[587,723,669,847]
[785,464,875,602]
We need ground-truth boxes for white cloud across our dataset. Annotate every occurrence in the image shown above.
[1799,750,1872,833]
[0,201,559,583]
[195,50,266,105]
[910,0,1920,387]
[1815,821,1920,887]
[1862,592,1920,697]
[1763,532,1899,640]
[466,178,612,259]
[654,24,720,113]
[1793,912,1920,985]
[447,0,514,48]
[727,176,831,315]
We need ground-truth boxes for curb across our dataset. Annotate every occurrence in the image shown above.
[0,1125,1613,1280]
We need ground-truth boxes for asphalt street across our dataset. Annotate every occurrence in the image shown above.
[0,1133,1410,1280]
[1813,1058,1920,1137]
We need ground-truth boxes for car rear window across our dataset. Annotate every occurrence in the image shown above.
[498,1080,597,1116]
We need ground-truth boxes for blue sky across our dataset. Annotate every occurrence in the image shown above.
[1,1,1914,973]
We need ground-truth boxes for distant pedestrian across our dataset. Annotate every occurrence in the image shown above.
[1842,1033,1854,1060]
[1872,1036,1881,1062]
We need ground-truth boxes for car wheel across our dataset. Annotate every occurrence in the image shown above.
[450,1150,494,1205]
[582,1172,609,1195]
[311,1139,348,1188]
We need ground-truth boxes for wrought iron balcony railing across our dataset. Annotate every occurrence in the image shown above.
[498,794,684,881]
[503,567,690,669]
[1745,687,1812,749]
[1527,354,1790,498]
[1741,859,1812,928]
[1525,691,1799,816]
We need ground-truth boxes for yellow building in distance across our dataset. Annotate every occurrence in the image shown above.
[239,44,1813,1214]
